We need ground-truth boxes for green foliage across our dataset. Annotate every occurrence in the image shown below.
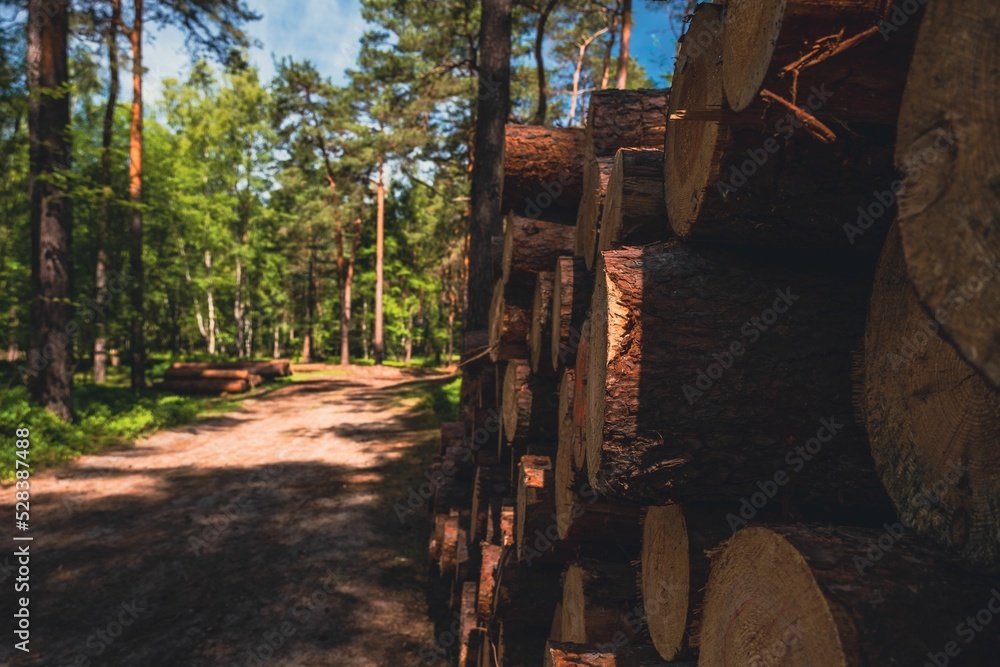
[0,369,241,480]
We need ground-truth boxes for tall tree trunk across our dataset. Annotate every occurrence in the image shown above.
[234,257,244,356]
[568,28,607,126]
[272,322,280,359]
[94,0,120,383]
[404,307,413,364]
[467,0,512,331]
[600,14,617,91]
[204,250,215,355]
[374,159,386,365]
[615,0,632,89]
[302,249,314,363]
[361,300,369,360]
[531,0,560,125]
[340,221,358,366]
[126,0,144,390]
[26,0,72,420]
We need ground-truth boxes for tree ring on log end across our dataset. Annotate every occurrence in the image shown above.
[721,0,788,112]
[641,505,689,660]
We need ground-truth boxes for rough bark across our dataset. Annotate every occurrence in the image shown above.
[467,0,512,331]
[585,89,668,162]
[586,242,890,514]
[515,454,557,562]
[640,505,733,660]
[530,271,556,375]
[502,124,585,222]
[489,280,531,362]
[502,214,576,285]
[374,160,385,364]
[575,157,614,269]
[862,223,1000,573]
[560,559,641,644]
[551,257,593,370]
[597,148,667,252]
[722,0,905,120]
[502,359,559,447]
[478,543,502,622]
[127,0,145,390]
[26,0,73,420]
[894,0,1000,388]
[544,641,692,667]
[665,3,903,255]
[700,524,1000,667]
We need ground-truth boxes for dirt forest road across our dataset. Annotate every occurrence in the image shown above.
[0,367,453,667]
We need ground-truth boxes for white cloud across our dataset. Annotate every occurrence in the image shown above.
[143,0,365,101]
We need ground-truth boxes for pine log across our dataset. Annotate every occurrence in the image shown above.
[442,421,466,454]
[665,3,899,255]
[530,271,557,375]
[700,524,1000,667]
[551,256,593,371]
[502,359,559,446]
[640,505,732,661]
[163,367,255,381]
[575,157,614,269]
[555,372,642,547]
[722,0,913,122]
[489,280,531,362]
[161,378,252,394]
[486,499,516,548]
[429,513,447,563]
[544,641,689,667]
[862,223,1000,573]
[492,234,504,282]
[894,0,1000,388]
[459,580,478,666]
[472,465,508,543]
[550,602,564,643]
[516,454,558,563]
[597,148,667,252]
[503,214,576,285]
[493,546,563,629]
[462,329,492,371]
[560,559,642,644]
[503,124,586,222]
[584,89,669,161]
[169,359,290,378]
[571,317,591,471]
[478,543,502,623]
[497,621,549,667]
[465,628,485,667]
[440,510,461,577]
[586,242,889,512]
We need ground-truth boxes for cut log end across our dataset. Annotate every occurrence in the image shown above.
[863,224,1000,572]
[640,505,689,660]
[700,526,852,667]
[531,271,556,374]
[664,4,725,240]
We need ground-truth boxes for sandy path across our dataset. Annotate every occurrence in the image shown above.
[0,367,447,667]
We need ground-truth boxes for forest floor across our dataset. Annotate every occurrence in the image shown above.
[0,366,457,667]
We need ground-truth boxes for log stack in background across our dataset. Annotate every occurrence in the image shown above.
[429,2,1000,664]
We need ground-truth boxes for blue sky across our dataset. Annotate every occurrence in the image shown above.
[145,0,678,99]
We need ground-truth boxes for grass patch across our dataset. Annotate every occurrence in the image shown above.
[386,375,461,429]
[0,366,244,481]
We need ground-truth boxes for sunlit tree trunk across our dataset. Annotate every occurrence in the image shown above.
[204,250,216,355]
[404,306,413,364]
[531,0,560,125]
[568,27,608,125]
[27,0,73,420]
[126,0,145,389]
[616,0,632,89]
[361,300,369,360]
[302,247,314,363]
[374,159,386,365]
[94,0,121,383]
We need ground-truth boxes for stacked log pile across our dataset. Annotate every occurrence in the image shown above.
[429,2,1000,664]
[160,359,292,394]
